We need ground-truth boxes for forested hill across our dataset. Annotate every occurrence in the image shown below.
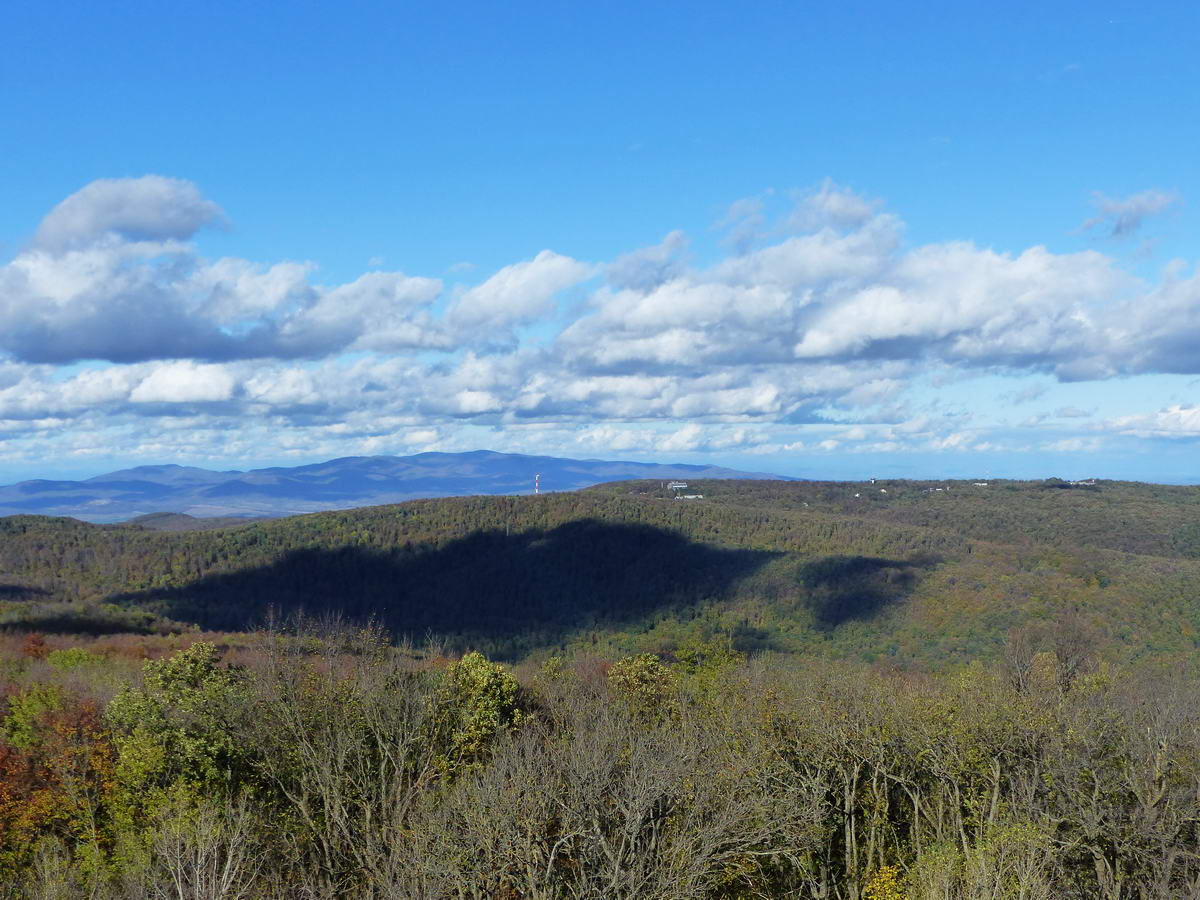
[2,477,1199,667]
[595,477,1200,559]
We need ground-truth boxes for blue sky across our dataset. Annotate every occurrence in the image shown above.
[1,0,1198,482]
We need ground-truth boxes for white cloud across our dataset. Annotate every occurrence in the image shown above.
[1108,404,1200,438]
[0,178,450,364]
[565,207,1136,389]
[714,193,770,253]
[450,389,503,415]
[606,231,688,291]
[660,423,704,451]
[4,176,1200,470]
[191,257,314,321]
[1042,437,1102,452]
[447,250,593,332]
[1080,188,1179,239]
[130,362,236,404]
[403,428,440,445]
[281,270,447,355]
[244,367,322,407]
[33,176,225,253]
[786,178,880,232]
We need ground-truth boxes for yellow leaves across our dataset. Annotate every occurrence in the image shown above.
[0,697,118,882]
[112,727,168,790]
[433,652,524,777]
[608,653,675,721]
[538,655,566,683]
[863,864,906,900]
[2,684,64,751]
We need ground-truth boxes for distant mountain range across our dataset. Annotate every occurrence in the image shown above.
[0,451,790,522]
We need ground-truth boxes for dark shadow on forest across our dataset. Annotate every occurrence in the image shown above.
[0,584,49,599]
[1,598,171,635]
[799,553,939,628]
[109,520,780,658]
[11,612,166,636]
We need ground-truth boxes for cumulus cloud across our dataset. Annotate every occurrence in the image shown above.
[1110,262,1200,374]
[4,176,1200,466]
[1108,404,1200,438]
[786,178,880,232]
[563,194,1141,387]
[792,242,1129,376]
[1080,188,1180,239]
[278,270,447,356]
[606,231,689,291]
[32,176,225,252]
[1,240,234,363]
[130,361,237,404]
[0,177,457,363]
[447,250,594,333]
[10,176,1192,385]
[244,367,323,408]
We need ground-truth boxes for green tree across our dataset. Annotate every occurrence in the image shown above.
[608,652,675,720]
[105,642,250,874]
[431,651,524,777]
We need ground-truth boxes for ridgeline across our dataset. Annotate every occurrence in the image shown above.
[2,477,1199,668]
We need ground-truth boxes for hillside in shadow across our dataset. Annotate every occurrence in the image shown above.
[799,553,939,628]
[0,584,49,599]
[110,519,778,657]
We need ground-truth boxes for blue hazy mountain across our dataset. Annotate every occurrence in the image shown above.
[0,451,791,522]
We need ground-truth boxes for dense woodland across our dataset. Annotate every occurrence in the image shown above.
[2,478,1199,666]
[0,624,1197,898]
[1,478,1200,896]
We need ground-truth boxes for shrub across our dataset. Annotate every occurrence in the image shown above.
[46,648,104,671]
[432,651,524,776]
[608,653,674,719]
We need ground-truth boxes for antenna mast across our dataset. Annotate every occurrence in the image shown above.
[534,473,541,495]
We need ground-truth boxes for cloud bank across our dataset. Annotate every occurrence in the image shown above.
[1,175,1197,469]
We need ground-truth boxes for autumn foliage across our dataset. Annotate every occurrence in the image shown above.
[0,623,1195,898]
